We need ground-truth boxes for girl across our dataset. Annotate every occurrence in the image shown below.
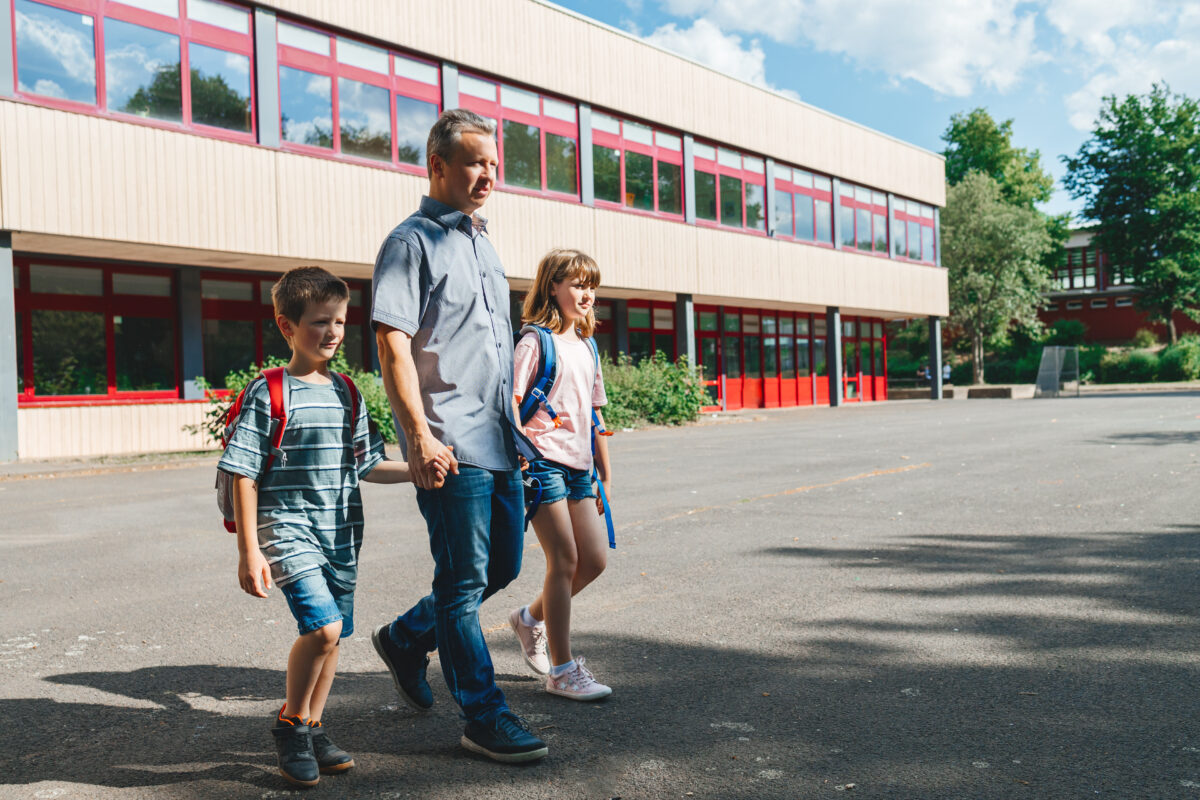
[509,248,614,701]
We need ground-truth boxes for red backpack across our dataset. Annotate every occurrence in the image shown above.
[215,367,361,533]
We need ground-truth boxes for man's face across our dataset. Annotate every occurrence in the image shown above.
[431,131,498,215]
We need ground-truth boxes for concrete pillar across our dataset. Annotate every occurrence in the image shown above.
[675,293,695,367]
[0,233,17,460]
[682,134,696,225]
[441,62,459,111]
[929,316,943,400]
[613,299,630,356]
[579,103,594,207]
[886,193,896,260]
[179,269,204,400]
[934,207,942,268]
[831,178,843,250]
[765,159,777,236]
[253,8,280,148]
[826,306,843,407]
[0,0,14,99]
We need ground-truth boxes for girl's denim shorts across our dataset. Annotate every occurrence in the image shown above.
[279,569,355,638]
[526,458,596,506]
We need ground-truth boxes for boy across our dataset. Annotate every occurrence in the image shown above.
[218,266,446,787]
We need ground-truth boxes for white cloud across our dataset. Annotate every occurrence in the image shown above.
[15,8,96,87]
[644,18,799,98]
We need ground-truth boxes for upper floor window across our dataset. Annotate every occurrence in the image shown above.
[840,183,888,255]
[591,113,683,218]
[772,166,834,246]
[14,0,255,138]
[693,143,765,233]
[1055,246,1101,290]
[459,75,578,199]
[893,198,937,264]
[276,20,440,170]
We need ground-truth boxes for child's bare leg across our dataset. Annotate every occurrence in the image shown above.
[306,640,340,722]
[285,621,342,719]
[528,499,577,667]
[566,498,608,594]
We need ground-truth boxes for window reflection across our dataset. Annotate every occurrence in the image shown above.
[396,95,438,166]
[774,190,793,237]
[189,43,251,132]
[546,133,577,195]
[624,151,653,210]
[280,66,332,148]
[105,17,181,122]
[502,121,541,189]
[32,310,106,395]
[719,175,741,227]
[15,0,97,104]
[815,200,832,244]
[203,319,255,385]
[745,183,765,231]
[658,161,682,215]
[338,77,390,161]
[115,317,174,390]
[593,145,621,203]
[695,171,717,221]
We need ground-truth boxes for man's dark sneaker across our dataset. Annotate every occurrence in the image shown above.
[461,710,549,763]
[371,623,433,711]
[308,720,355,774]
[271,708,319,788]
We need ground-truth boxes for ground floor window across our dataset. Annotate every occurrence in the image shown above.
[627,300,676,364]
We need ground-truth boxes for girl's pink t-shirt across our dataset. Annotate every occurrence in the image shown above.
[513,331,608,471]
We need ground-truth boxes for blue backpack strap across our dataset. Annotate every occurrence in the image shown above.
[587,338,616,548]
[517,325,562,428]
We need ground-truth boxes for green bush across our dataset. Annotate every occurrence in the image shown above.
[601,352,709,428]
[1131,328,1160,348]
[1098,349,1158,383]
[188,351,397,445]
[1158,335,1200,381]
[1046,319,1087,346]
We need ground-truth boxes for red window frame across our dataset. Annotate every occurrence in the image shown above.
[693,143,766,235]
[590,112,685,220]
[14,258,181,404]
[894,198,937,265]
[840,183,889,257]
[772,166,835,248]
[457,73,580,203]
[11,0,257,144]
[626,300,676,362]
[199,270,368,393]
[276,18,441,174]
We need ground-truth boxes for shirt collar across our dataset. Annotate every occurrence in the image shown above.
[419,195,488,236]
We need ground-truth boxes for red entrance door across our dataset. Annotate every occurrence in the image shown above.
[695,308,722,410]
[762,313,780,408]
[722,309,743,410]
[741,312,763,408]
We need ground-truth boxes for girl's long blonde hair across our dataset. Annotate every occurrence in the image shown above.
[521,248,602,338]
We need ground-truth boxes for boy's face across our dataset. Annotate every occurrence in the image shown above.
[278,297,349,366]
[430,131,497,215]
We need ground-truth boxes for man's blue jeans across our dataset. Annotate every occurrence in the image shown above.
[387,466,524,722]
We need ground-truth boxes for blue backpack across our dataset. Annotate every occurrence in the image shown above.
[515,324,615,549]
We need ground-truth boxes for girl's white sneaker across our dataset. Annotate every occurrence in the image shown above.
[545,657,612,701]
[508,607,550,675]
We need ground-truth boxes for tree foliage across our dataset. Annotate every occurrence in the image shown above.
[1063,84,1200,343]
[942,108,1054,208]
[943,171,1054,384]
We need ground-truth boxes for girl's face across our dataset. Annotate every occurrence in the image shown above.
[550,274,595,326]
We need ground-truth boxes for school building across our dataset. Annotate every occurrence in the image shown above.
[1040,228,1199,343]
[0,0,948,461]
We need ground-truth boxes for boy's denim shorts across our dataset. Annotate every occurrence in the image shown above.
[279,569,355,638]
[526,458,595,506]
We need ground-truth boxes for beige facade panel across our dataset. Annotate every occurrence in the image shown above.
[263,0,944,206]
[17,403,211,460]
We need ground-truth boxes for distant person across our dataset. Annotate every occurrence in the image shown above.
[509,249,614,701]
[943,362,952,383]
[219,267,443,788]
[370,109,548,763]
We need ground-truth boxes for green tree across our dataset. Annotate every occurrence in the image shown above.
[1063,84,1200,343]
[123,64,250,133]
[943,172,1054,384]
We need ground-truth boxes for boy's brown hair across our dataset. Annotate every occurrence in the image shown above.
[522,249,601,338]
[271,266,349,323]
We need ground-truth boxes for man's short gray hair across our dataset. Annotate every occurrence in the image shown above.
[426,109,496,177]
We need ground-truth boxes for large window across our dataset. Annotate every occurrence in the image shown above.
[894,198,937,264]
[458,75,578,200]
[693,144,766,233]
[590,114,684,218]
[277,20,440,171]
[13,261,178,401]
[1056,246,1103,290]
[839,183,888,255]
[773,166,834,246]
[14,0,254,139]
[626,301,675,364]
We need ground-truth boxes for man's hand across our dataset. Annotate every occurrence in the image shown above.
[410,432,459,489]
[238,550,272,598]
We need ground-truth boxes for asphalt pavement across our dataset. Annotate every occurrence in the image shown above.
[1,393,1198,799]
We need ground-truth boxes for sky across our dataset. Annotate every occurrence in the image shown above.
[549,0,1200,221]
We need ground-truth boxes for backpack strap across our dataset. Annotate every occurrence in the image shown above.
[333,372,360,434]
[261,367,289,473]
[590,407,615,550]
[517,325,563,428]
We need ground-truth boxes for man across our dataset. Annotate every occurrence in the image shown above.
[369,109,546,763]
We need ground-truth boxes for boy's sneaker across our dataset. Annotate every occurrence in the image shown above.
[545,657,612,701]
[271,708,319,787]
[508,607,550,675]
[309,720,354,774]
[371,623,433,711]
[461,710,548,763]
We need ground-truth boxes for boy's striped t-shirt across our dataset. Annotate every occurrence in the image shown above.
[217,373,384,589]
